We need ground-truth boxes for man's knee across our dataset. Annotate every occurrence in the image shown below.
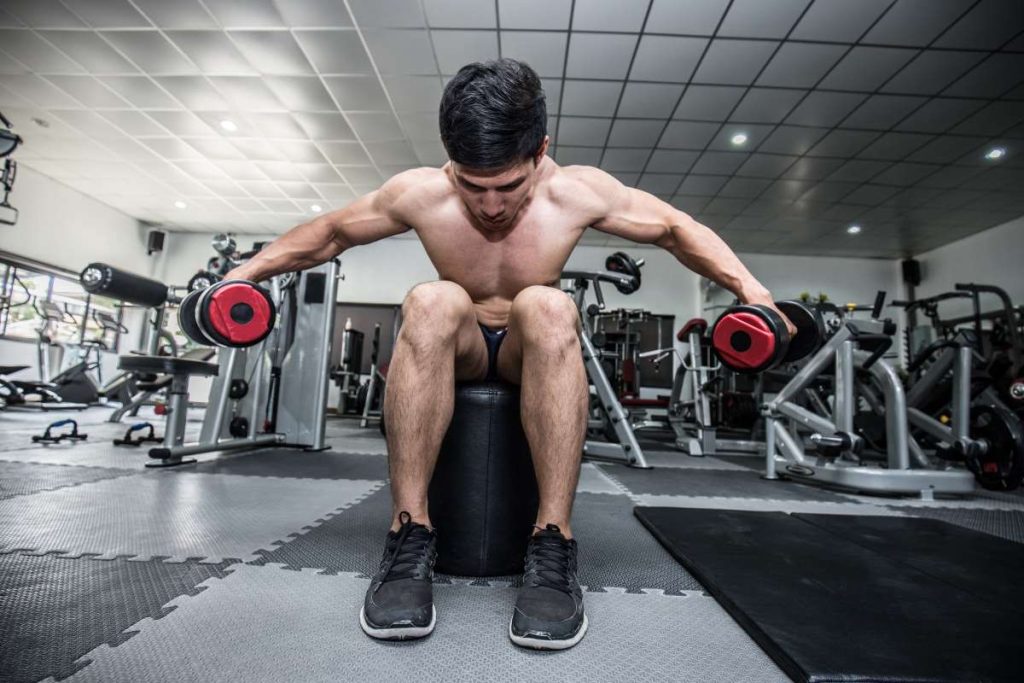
[400,282,474,348]
[511,286,580,341]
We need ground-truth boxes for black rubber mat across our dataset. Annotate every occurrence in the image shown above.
[601,464,851,502]
[189,448,388,480]
[253,487,703,593]
[0,551,237,683]
[634,507,1024,683]
[890,506,1024,544]
[0,460,136,500]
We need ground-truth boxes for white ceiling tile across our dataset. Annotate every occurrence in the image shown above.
[276,180,321,199]
[646,0,731,35]
[276,0,353,28]
[2,0,86,28]
[68,0,152,28]
[273,140,328,163]
[499,32,567,78]
[412,138,447,164]
[0,50,26,74]
[432,30,498,74]
[694,39,778,86]
[498,0,571,29]
[944,53,1024,98]
[139,136,203,159]
[192,110,259,136]
[646,149,699,173]
[320,141,372,164]
[50,109,127,138]
[719,0,810,39]
[881,50,986,96]
[362,30,437,75]
[337,166,383,185]
[256,161,304,181]
[934,0,1024,49]
[840,96,925,130]
[36,30,138,74]
[264,76,336,111]
[146,110,216,136]
[894,97,986,133]
[0,73,82,107]
[228,31,314,75]
[346,111,405,140]
[226,196,265,211]
[182,136,247,160]
[215,160,267,179]
[631,35,706,83]
[313,183,356,201]
[617,83,683,119]
[383,76,442,112]
[245,112,308,138]
[560,80,622,117]
[209,76,285,110]
[0,9,23,28]
[756,125,829,155]
[756,43,846,88]
[293,30,374,74]
[818,47,918,92]
[729,87,804,123]
[293,162,342,183]
[863,0,975,47]
[423,0,496,28]
[364,140,418,165]
[398,111,439,140]
[45,75,132,107]
[132,0,218,29]
[323,76,390,110]
[233,137,287,161]
[790,0,894,42]
[571,0,648,32]
[348,0,426,28]
[556,146,602,166]
[659,120,720,149]
[0,30,85,72]
[566,33,635,80]
[260,198,302,213]
[785,91,866,127]
[555,117,611,146]
[156,76,230,109]
[174,158,229,180]
[98,110,167,136]
[674,85,745,121]
[101,31,199,74]
[202,0,284,28]
[638,173,685,195]
[100,75,183,108]
[607,119,665,147]
[292,112,355,139]
[166,30,256,74]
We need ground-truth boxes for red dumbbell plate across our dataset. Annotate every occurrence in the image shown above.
[712,310,779,372]
[203,282,274,346]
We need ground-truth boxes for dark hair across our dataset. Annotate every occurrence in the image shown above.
[439,58,547,169]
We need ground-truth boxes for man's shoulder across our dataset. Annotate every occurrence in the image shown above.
[545,161,620,216]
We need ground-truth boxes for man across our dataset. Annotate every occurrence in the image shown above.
[227,59,791,650]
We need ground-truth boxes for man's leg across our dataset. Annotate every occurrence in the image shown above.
[497,286,588,538]
[383,281,489,531]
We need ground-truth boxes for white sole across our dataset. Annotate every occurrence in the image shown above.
[359,605,436,640]
[508,612,589,650]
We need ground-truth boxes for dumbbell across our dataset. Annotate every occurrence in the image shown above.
[710,300,824,373]
[178,280,276,348]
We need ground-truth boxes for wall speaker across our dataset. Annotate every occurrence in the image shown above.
[901,259,921,286]
[147,230,165,255]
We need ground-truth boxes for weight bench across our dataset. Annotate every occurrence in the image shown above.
[117,355,219,467]
[108,348,216,422]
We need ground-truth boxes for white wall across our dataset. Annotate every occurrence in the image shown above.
[911,216,1024,319]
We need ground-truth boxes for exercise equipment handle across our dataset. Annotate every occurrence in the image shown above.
[80,263,170,308]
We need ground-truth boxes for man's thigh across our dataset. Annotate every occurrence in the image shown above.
[400,281,490,382]
[495,291,581,384]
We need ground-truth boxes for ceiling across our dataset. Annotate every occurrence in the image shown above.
[1,0,1023,259]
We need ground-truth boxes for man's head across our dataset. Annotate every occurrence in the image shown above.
[439,58,548,231]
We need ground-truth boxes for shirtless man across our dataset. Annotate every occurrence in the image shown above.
[227,59,791,650]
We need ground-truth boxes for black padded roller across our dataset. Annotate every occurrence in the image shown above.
[428,382,539,576]
[80,262,168,308]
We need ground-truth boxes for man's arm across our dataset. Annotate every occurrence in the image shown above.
[225,170,418,282]
[578,167,794,332]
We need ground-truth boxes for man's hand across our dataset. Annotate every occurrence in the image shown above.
[741,288,798,338]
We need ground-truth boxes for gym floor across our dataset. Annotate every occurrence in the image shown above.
[2,409,1022,683]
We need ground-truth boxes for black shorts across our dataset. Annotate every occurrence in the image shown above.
[479,324,508,381]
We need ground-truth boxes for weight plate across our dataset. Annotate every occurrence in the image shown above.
[177,289,217,347]
[604,251,642,294]
[967,403,1024,491]
[711,305,788,373]
[199,280,276,348]
[776,300,825,363]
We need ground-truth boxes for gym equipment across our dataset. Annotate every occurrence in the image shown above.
[562,253,650,468]
[177,280,276,348]
[332,320,365,415]
[603,251,642,294]
[113,422,161,447]
[710,299,824,373]
[359,324,388,429]
[428,382,539,576]
[635,507,1024,683]
[32,419,88,444]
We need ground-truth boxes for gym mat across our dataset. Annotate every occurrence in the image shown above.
[889,506,1024,545]
[634,507,1024,683]
[0,551,236,683]
[0,460,135,500]
[189,448,388,481]
[54,563,787,683]
[600,464,851,502]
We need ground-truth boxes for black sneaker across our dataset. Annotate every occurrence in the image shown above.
[509,524,588,650]
[360,511,438,640]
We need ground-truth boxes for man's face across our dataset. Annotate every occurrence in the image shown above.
[450,138,548,232]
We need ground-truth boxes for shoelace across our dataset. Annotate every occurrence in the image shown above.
[524,525,575,593]
[375,511,433,592]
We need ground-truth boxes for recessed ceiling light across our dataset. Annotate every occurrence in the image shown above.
[730,132,748,146]
[985,146,1006,161]
[847,225,862,235]
[174,200,187,209]
[219,119,238,132]
[310,204,322,213]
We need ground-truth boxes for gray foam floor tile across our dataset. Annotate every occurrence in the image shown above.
[889,507,1024,544]
[0,472,383,562]
[189,448,388,481]
[634,494,904,516]
[709,453,766,471]
[637,450,751,471]
[325,437,390,455]
[0,460,136,500]
[599,463,853,502]
[256,487,703,594]
[575,462,624,495]
[57,563,787,683]
[0,551,236,683]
